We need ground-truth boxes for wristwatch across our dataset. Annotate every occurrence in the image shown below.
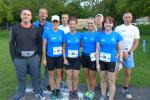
[119,60,123,65]
[128,50,132,55]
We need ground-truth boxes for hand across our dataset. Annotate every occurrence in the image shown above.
[64,59,69,65]
[123,52,128,60]
[116,62,123,72]
[43,59,47,66]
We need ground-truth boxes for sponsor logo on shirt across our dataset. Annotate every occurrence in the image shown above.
[112,37,115,41]
[67,40,72,43]
[101,39,105,42]
[51,37,56,40]
[46,27,50,29]
[120,30,126,32]
[75,39,79,42]
[91,38,94,40]
[83,37,87,40]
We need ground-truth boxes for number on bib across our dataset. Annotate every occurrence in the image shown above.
[90,52,96,61]
[68,50,78,58]
[100,52,111,62]
[53,47,62,55]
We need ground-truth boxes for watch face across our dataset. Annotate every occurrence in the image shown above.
[128,51,131,55]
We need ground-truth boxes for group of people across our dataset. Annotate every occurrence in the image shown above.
[9,8,140,100]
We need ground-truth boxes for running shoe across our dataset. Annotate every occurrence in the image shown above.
[122,89,132,99]
[87,92,95,100]
[99,95,106,100]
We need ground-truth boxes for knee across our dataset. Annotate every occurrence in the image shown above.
[84,71,89,77]
[109,79,116,88]
[74,75,79,81]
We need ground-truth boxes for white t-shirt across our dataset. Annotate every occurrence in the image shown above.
[59,25,70,34]
[115,24,140,52]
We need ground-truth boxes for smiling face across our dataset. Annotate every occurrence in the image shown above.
[123,12,133,25]
[20,10,32,23]
[52,20,59,30]
[87,19,95,31]
[61,14,69,25]
[102,16,115,31]
[104,19,113,31]
[69,20,77,32]
[95,15,103,26]
[39,8,48,20]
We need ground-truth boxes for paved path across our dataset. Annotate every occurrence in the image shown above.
[9,82,150,100]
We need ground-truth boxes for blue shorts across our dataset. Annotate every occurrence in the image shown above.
[123,54,134,69]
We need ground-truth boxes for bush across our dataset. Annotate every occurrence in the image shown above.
[137,24,150,35]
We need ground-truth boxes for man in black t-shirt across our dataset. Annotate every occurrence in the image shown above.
[9,9,46,100]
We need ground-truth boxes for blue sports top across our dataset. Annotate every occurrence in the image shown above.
[63,32,82,58]
[96,31,122,62]
[82,31,98,56]
[42,28,64,57]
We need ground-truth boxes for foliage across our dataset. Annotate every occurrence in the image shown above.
[0,0,149,24]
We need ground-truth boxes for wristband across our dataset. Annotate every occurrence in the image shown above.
[119,60,123,65]
[128,51,132,55]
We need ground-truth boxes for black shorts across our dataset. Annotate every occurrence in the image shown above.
[64,57,81,70]
[46,56,63,71]
[81,54,96,70]
[99,61,116,72]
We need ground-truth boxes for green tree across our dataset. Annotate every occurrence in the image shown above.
[0,0,13,23]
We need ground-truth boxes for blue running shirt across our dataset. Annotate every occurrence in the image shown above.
[42,29,64,57]
[96,31,122,62]
[82,31,98,56]
[63,32,82,58]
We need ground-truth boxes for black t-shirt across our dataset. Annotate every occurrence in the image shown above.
[9,24,40,59]
[39,24,44,36]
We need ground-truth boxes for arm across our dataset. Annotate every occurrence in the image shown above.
[124,39,139,59]
[42,40,47,66]
[118,41,123,62]
[129,39,139,53]
[116,41,123,71]
[96,42,100,71]
[63,43,69,65]
[9,28,16,62]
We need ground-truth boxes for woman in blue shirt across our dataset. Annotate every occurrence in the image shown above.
[96,16,123,100]
[63,17,82,99]
[42,15,64,99]
[81,17,97,100]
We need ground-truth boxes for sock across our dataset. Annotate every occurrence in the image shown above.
[52,89,55,94]
[124,86,128,90]
[56,89,60,95]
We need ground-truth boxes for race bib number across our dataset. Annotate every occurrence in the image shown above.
[53,47,62,55]
[100,52,111,62]
[90,52,96,61]
[123,42,131,52]
[68,50,78,58]
[123,46,130,52]
[21,51,35,57]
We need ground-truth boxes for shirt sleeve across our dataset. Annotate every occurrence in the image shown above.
[9,27,16,61]
[63,34,67,43]
[116,32,123,42]
[134,27,140,39]
[96,32,101,43]
[114,26,120,33]
[42,29,48,41]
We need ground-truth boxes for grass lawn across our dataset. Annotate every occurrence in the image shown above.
[0,30,150,100]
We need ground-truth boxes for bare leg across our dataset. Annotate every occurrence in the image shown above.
[56,69,62,89]
[108,72,116,100]
[83,68,90,90]
[66,69,73,91]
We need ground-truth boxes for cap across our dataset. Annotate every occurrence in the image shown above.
[95,14,103,17]
[51,15,60,21]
